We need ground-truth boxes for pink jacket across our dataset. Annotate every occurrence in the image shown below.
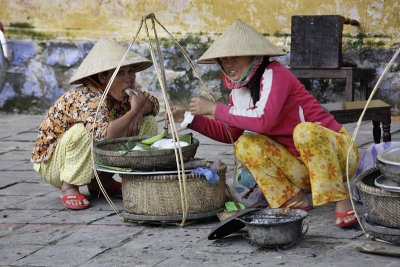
[189,61,341,156]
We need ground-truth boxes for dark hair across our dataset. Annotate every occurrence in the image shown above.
[249,56,270,106]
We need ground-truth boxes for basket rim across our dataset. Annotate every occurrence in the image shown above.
[355,167,400,197]
[121,163,227,181]
[93,136,200,157]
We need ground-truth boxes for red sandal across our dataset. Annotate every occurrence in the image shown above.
[336,210,357,228]
[61,194,90,210]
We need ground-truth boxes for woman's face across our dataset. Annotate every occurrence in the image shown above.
[219,56,254,81]
[99,66,136,102]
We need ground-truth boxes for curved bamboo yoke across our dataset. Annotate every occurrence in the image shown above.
[90,13,400,233]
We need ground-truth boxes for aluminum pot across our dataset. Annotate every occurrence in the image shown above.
[238,208,308,248]
[377,146,400,183]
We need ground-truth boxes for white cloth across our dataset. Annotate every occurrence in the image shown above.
[180,111,194,128]
[151,139,189,149]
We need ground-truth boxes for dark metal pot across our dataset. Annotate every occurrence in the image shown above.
[238,208,308,248]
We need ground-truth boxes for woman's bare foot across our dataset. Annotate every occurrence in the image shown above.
[281,191,312,211]
[60,182,90,208]
[335,198,357,227]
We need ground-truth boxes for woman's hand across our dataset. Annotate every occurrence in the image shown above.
[126,115,141,136]
[166,106,186,123]
[128,89,146,114]
[189,97,217,116]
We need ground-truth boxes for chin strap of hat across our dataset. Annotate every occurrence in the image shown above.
[345,47,399,244]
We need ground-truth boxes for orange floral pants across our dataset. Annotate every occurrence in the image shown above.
[235,122,359,208]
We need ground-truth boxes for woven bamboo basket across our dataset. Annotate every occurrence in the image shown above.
[355,167,400,228]
[361,217,400,245]
[121,163,227,216]
[93,136,199,170]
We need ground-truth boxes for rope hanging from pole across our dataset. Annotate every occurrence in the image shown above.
[91,13,216,225]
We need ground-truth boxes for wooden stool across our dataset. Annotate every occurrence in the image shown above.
[290,67,374,101]
[322,100,392,143]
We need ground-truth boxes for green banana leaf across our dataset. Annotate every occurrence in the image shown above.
[117,132,192,156]
[116,139,138,156]
[179,133,193,144]
[95,162,133,172]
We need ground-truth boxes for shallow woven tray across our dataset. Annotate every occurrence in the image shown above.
[121,208,222,224]
[355,167,400,228]
[361,216,400,245]
[93,136,199,171]
[121,163,227,217]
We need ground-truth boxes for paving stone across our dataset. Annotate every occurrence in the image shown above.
[305,203,365,239]
[0,181,52,196]
[3,131,38,142]
[0,223,26,238]
[0,209,56,224]
[0,170,42,182]
[0,195,39,209]
[83,246,170,267]
[2,161,35,171]
[32,209,115,224]
[13,244,106,267]
[56,225,144,247]
[9,192,65,210]
[0,140,35,153]
[90,213,130,225]
[0,223,77,245]
[0,243,44,266]
[0,160,27,171]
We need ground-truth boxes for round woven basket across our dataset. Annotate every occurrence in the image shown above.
[93,136,199,170]
[355,167,400,228]
[361,216,400,245]
[121,163,227,216]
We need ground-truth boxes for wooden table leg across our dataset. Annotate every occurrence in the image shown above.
[345,69,354,101]
[382,123,391,142]
[372,120,381,143]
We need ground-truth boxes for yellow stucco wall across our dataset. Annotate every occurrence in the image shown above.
[1,0,399,45]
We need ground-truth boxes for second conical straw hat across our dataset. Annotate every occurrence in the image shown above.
[198,19,285,64]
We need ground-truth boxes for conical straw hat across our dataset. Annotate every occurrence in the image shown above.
[198,19,285,64]
[69,39,152,85]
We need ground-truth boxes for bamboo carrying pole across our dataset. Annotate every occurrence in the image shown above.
[90,13,217,225]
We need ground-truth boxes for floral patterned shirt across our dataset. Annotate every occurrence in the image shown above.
[31,85,159,163]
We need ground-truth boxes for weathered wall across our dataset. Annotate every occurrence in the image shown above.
[0,0,399,113]
[1,0,399,41]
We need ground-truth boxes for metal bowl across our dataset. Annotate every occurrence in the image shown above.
[377,146,400,183]
[238,208,308,248]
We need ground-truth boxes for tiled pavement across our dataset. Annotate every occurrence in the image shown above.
[0,112,399,266]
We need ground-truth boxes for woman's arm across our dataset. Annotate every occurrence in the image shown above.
[105,90,147,139]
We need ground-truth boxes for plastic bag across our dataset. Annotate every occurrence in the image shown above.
[352,141,400,202]
[227,163,268,208]
[191,167,220,185]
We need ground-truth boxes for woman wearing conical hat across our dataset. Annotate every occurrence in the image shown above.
[31,40,159,210]
[172,20,359,228]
